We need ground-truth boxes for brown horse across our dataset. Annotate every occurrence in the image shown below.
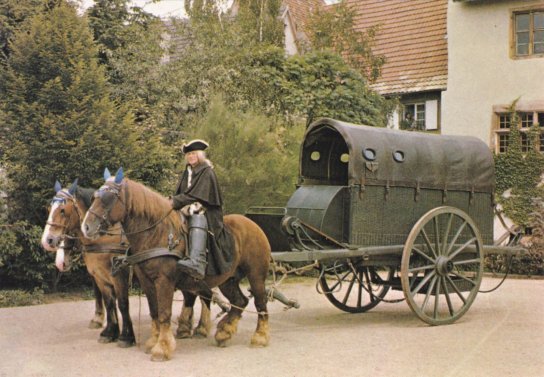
[42,180,216,343]
[81,168,271,361]
[41,180,136,347]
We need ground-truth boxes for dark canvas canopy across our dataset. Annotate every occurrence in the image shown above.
[300,118,495,194]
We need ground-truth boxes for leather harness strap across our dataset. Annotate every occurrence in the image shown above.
[111,247,183,276]
[82,244,128,254]
[125,247,182,265]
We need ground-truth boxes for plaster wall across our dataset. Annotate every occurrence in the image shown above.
[442,0,544,145]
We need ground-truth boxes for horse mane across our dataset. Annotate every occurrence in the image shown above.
[124,178,173,224]
[76,187,95,209]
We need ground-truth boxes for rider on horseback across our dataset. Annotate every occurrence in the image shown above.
[170,140,233,280]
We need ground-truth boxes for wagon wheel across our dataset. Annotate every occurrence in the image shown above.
[401,206,484,325]
[319,261,393,313]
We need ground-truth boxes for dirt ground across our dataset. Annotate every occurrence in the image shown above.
[1,276,543,377]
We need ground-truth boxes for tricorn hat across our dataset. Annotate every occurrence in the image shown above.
[182,139,209,153]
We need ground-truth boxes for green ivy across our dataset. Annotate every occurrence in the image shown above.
[494,102,544,227]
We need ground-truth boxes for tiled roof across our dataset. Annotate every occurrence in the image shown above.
[344,0,448,95]
[282,0,324,40]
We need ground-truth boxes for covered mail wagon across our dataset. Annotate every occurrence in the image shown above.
[246,118,522,325]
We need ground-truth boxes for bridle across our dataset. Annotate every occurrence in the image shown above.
[87,181,126,232]
[46,190,83,242]
[88,180,173,237]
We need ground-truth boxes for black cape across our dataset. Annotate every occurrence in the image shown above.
[172,162,234,276]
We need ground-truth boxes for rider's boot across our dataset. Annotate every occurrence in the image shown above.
[177,213,208,280]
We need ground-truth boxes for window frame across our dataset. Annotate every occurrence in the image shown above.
[403,103,426,130]
[494,110,544,154]
[511,7,544,59]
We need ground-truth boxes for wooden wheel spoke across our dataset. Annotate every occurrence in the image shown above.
[450,271,477,287]
[421,228,438,259]
[342,273,356,305]
[446,275,467,304]
[411,270,436,296]
[446,220,467,256]
[328,269,351,292]
[449,236,478,259]
[441,277,455,316]
[442,214,454,255]
[363,269,376,302]
[412,246,435,263]
[433,217,441,256]
[408,264,435,274]
[433,277,442,319]
[357,272,363,307]
[453,257,481,266]
[421,275,437,312]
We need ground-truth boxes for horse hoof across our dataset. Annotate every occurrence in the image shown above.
[193,328,208,339]
[98,336,115,344]
[175,330,192,339]
[118,339,135,348]
[214,330,231,346]
[151,354,169,362]
[250,333,269,347]
[88,320,103,329]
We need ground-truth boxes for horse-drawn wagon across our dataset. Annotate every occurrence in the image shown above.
[247,118,524,325]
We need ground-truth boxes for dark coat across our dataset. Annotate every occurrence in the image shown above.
[172,161,234,275]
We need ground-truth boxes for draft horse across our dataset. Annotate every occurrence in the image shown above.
[41,181,105,329]
[42,179,216,344]
[81,168,271,361]
[41,180,136,347]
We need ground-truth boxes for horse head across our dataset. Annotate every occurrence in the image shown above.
[82,167,125,239]
[41,179,81,271]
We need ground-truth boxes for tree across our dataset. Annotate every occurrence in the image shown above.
[276,51,394,127]
[305,1,385,83]
[167,16,393,129]
[0,2,171,288]
[0,0,53,61]
[182,96,302,214]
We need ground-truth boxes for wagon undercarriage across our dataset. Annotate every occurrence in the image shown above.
[269,206,523,325]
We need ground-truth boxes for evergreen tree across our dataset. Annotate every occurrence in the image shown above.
[0,0,53,60]
[2,2,169,226]
[183,96,302,214]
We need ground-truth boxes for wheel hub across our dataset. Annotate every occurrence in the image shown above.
[436,256,454,276]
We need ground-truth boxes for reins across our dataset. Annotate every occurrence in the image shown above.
[91,180,174,237]
[99,208,174,237]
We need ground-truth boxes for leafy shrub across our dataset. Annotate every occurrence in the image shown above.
[0,288,44,307]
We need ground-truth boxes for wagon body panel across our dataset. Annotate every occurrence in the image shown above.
[350,186,494,246]
[285,185,349,243]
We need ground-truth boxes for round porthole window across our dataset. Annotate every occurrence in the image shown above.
[393,150,405,162]
[310,151,321,161]
[362,148,376,161]
[340,153,349,163]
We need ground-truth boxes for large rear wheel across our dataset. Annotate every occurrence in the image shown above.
[401,206,484,325]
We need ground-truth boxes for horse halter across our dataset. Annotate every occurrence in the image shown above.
[88,181,125,232]
[46,190,81,239]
